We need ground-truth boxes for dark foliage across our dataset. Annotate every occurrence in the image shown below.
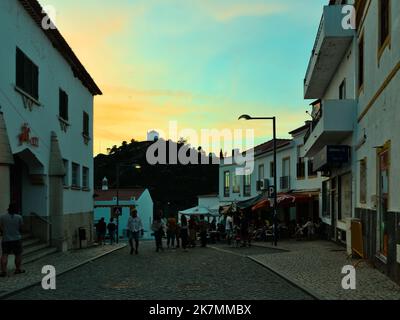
[94,139,219,216]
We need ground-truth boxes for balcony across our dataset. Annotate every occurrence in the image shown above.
[303,99,356,157]
[304,5,355,99]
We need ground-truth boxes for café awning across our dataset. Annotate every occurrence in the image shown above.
[251,190,319,211]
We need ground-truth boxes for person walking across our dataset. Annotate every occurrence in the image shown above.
[96,218,107,245]
[0,203,25,277]
[151,215,164,252]
[107,217,117,245]
[166,214,177,249]
[127,209,144,255]
[180,215,189,252]
[175,222,181,249]
[225,213,233,245]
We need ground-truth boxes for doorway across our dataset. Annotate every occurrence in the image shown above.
[377,146,390,259]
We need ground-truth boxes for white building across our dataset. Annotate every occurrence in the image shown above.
[303,0,400,283]
[147,130,160,142]
[94,188,154,240]
[219,124,322,225]
[0,0,101,251]
[302,1,358,249]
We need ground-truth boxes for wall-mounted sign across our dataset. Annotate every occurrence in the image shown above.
[18,123,39,147]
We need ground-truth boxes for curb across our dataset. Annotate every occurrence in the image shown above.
[247,256,325,300]
[0,244,128,300]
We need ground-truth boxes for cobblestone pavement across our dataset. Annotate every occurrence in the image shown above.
[250,240,400,300]
[0,243,127,299]
[7,241,313,300]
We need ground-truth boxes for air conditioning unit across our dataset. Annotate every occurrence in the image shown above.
[256,180,264,191]
[263,179,270,190]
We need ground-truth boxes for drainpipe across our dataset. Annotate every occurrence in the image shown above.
[49,132,67,252]
[0,108,14,214]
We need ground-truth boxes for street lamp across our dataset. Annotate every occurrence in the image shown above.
[115,163,142,243]
[238,115,278,246]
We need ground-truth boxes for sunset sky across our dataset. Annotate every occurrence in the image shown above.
[39,0,327,155]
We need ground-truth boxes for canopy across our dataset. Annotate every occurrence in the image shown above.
[236,194,266,210]
[252,192,317,211]
[179,206,220,217]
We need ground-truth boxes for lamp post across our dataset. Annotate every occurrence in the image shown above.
[238,115,278,246]
[115,163,142,243]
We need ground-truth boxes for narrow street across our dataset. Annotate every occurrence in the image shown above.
[7,242,313,300]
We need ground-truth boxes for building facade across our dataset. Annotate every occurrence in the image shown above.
[219,125,322,223]
[303,0,400,283]
[0,0,101,251]
[94,188,154,240]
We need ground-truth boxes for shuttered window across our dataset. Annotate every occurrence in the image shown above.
[16,47,39,100]
[360,159,367,204]
[59,89,69,121]
[83,111,89,136]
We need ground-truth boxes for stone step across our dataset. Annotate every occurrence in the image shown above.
[23,247,58,264]
[22,243,50,256]
[22,238,41,248]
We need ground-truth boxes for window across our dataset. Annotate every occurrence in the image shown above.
[296,146,305,179]
[270,162,275,178]
[322,181,330,217]
[339,79,346,99]
[358,36,364,90]
[339,173,352,221]
[72,163,80,188]
[244,173,251,196]
[83,112,89,136]
[232,174,240,193]
[82,167,89,189]
[379,0,390,48]
[258,164,265,181]
[59,89,69,121]
[63,159,69,187]
[308,158,317,177]
[360,159,367,204]
[224,171,230,197]
[16,48,39,100]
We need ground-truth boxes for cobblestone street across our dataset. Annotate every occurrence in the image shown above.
[7,241,313,300]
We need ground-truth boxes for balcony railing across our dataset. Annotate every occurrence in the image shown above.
[304,103,324,144]
[280,176,290,190]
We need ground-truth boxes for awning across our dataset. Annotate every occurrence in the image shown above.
[179,206,219,217]
[236,194,266,210]
[251,191,318,211]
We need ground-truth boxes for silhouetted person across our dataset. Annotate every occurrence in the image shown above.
[0,203,24,277]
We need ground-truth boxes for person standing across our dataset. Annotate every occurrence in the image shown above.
[188,216,198,248]
[180,215,189,252]
[225,214,233,245]
[152,214,164,252]
[199,216,208,248]
[0,203,24,277]
[96,218,107,245]
[107,217,117,245]
[127,209,144,255]
[166,214,177,249]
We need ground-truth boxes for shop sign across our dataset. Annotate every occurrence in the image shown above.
[18,123,39,147]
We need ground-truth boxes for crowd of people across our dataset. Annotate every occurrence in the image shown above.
[95,207,325,256]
